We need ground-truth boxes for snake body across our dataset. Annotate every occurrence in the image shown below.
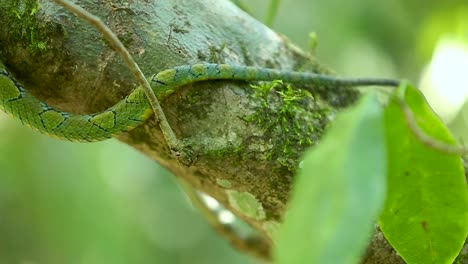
[0,62,398,142]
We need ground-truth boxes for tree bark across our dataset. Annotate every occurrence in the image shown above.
[0,0,465,263]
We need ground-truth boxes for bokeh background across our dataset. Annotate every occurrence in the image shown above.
[1,0,467,263]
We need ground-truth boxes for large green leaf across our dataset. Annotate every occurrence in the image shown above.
[274,93,387,264]
[380,83,468,264]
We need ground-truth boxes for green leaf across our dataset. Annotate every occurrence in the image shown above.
[380,83,468,264]
[274,93,387,264]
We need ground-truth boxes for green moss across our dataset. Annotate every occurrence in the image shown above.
[239,41,254,66]
[207,147,230,158]
[246,80,332,169]
[205,143,246,160]
[208,43,226,63]
[8,0,48,53]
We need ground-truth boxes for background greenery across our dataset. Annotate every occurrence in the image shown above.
[1,0,466,263]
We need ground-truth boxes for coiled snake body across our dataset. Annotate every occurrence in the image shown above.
[0,62,398,142]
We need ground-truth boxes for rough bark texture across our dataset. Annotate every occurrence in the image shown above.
[0,0,466,263]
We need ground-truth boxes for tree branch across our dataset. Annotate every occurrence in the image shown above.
[1,0,465,263]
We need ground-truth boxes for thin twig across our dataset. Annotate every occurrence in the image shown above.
[51,0,183,158]
[49,0,270,258]
[176,178,272,261]
[50,1,269,256]
[265,0,280,26]
[397,85,468,155]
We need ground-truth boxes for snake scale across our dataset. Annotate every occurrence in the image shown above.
[0,62,398,142]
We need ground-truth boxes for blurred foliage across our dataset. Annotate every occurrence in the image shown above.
[248,0,466,80]
[2,0,468,263]
[0,114,252,263]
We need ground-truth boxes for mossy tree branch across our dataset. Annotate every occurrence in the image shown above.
[1,0,465,263]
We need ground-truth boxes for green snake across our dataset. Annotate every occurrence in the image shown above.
[0,62,398,142]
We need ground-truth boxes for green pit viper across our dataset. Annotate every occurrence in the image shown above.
[0,62,398,142]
